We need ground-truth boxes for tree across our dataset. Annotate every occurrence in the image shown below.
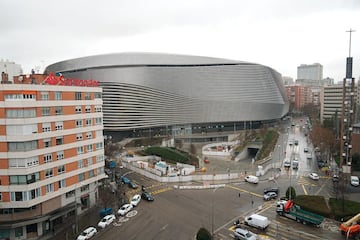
[196,227,212,240]
[286,186,296,200]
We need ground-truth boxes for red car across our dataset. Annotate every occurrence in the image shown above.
[204,158,210,164]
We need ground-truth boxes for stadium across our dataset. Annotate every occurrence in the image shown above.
[45,53,289,141]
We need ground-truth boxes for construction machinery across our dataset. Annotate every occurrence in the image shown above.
[340,213,360,239]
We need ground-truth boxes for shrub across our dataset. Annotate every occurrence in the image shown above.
[144,146,189,164]
[294,195,331,217]
[329,198,360,221]
[196,227,212,240]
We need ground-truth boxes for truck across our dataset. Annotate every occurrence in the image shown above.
[340,213,360,238]
[276,200,324,226]
[244,214,270,230]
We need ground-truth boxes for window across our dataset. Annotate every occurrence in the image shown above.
[42,107,50,116]
[95,117,102,125]
[15,227,23,238]
[0,193,2,201]
[78,173,85,182]
[58,179,66,189]
[55,106,63,115]
[88,170,94,178]
[57,151,64,160]
[88,157,93,165]
[57,165,65,174]
[44,153,52,163]
[9,157,39,168]
[85,118,92,126]
[76,133,83,141]
[26,173,40,184]
[54,91,62,100]
[85,105,91,113]
[77,146,84,155]
[86,132,92,139]
[55,121,63,130]
[42,123,51,132]
[66,190,75,198]
[94,92,102,99]
[8,141,38,151]
[96,142,103,150]
[11,192,27,201]
[6,109,36,118]
[78,159,84,168]
[9,175,26,185]
[96,155,104,163]
[43,139,51,148]
[95,106,102,112]
[56,136,64,146]
[41,92,49,100]
[45,169,53,178]
[76,119,83,128]
[95,130,102,138]
[75,92,82,100]
[28,188,41,200]
[80,185,89,192]
[75,106,82,114]
[86,144,93,152]
[85,92,91,100]
[45,183,54,193]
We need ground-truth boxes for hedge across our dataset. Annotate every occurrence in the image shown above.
[329,198,360,221]
[294,195,332,218]
[144,146,189,164]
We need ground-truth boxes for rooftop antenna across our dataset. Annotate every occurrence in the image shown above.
[346,28,356,57]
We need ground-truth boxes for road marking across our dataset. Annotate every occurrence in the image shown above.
[302,184,308,195]
[226,184,263,198]
[315,177,329,195]
[150,187,172,195]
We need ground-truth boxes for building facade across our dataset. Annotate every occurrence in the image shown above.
[0,60,22,84]
[0,73,106,239]
[297,63,323,82]
[45,53,289,140]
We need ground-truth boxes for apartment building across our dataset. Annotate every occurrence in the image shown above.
[0,72,106,239]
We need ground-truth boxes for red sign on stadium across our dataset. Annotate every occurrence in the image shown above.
[44,72,99,87]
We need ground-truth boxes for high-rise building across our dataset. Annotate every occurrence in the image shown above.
[297,63,323,82]
[0,73,105,239]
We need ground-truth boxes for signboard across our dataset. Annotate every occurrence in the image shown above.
[44,72,99,87]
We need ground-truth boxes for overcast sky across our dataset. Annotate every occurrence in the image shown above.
[1,0,360,82]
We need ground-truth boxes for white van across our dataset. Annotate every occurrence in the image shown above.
[350,176,359,187]
[244,175,259,184]
[244,214,270,229]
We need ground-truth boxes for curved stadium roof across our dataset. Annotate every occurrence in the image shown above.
[45,53,289,131]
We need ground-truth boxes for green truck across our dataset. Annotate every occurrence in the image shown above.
[276,200,324,226]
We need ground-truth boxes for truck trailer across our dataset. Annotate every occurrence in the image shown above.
[276,200,324,226]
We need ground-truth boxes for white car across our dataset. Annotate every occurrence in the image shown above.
[117,203,133,216]
[233,227,257,240]
[97,214,116,228]
[131,194,141,207]
[309,173,319,180]
[77,226,97,240]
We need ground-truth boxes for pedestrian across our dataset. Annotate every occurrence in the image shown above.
[238,192,241,198]
[251,200,254,207]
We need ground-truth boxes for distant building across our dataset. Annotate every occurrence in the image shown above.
[0,59,22,83]
[282,76,294,85]
[0,73,105,239]
[285,85,314,111]
[297,63,323,82]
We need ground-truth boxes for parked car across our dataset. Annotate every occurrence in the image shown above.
[77,227,97,240]
[117,203,133,216]
[141,191,154,201]
[309,173,319,180]
[263,187,279,194]
[233,227,257,240]
[244,175,259,184]
[130,194,141,207]
[121,176,130,184]
[350,176,359,186]
[128,181,138,189]
[283,159,291,168]
[303,147,309,153]
[99,207,113,218]
[263,192,277,201]
[97,214,116,228]
[332,174,339,182]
